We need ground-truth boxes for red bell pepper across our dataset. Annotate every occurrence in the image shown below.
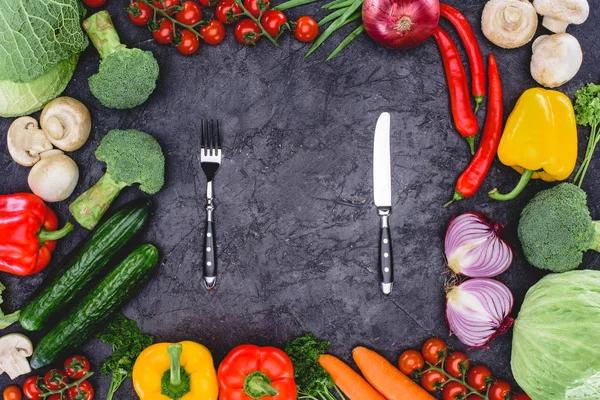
[0,193,73,276]
[218,345,297,400]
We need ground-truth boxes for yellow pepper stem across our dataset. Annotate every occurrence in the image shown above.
[169,344,183,387]
[161,344,191,400]
[488,169,534,201]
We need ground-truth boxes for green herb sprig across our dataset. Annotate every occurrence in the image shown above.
[573,83,600,187]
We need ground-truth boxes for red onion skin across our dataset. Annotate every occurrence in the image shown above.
[362,0,440,49]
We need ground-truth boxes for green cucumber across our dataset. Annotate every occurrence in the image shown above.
[20,198,152,331]
[31,244,159,369]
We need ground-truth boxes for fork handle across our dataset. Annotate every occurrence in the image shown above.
[203,203,217,290]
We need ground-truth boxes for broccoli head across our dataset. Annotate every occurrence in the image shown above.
[83,11,159,109]
[518,183,599,272]
[70,130,165,229]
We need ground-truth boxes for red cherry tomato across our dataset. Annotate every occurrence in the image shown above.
[3,386,22,400]
[216,0,241,24]
[397,350,425,375]
[64,355,91,380]
[46,396,61,400]
[200,20,226,44]
[489,380,512,400]
[177,29,201,54]
[467,365,493,392]
[127,1,154,26]
[512,394,531,400]
[243,0,269,18]
[44,369,68,391]
[82,0,106,7]
[466,395,484,400]
[199,0,218,5]
[261,10,287,37]
[152,0,181,14]
[176,1,203,25]
[421,338,447,365]
[445,352,470,379]
[420,370,447,392]
[153,19,175,44]
[294,16,318,42]
[234,19,261,45]
[67,381,94,400]
[442,381,468,400]
[22,376,43,400]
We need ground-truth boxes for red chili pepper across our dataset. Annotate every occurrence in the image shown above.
[432,26,479,155]
[218,344,296,400]
[440,3,486,111]
[445,54,503,207]
[0,193,73,276]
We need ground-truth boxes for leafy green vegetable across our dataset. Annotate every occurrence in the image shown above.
[573,83,600,187]
[96,313,154,400]
[284,333,346,400]
[0,55,79,118]
[0,0,88,83]
[511,270,600,400]
[0,282,19,329]
[518,183,600,272]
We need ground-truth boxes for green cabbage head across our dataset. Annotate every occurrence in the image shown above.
[0,55,79,118]
[511,270,600,400]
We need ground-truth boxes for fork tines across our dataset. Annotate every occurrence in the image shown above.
[200,120,221,159]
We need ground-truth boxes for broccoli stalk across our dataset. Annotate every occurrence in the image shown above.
[69,129,165,230]
[83,11,159,109]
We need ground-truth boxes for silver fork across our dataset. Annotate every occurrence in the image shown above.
[200,120,222,290]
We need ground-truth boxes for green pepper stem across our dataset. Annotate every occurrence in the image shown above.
[443,191,465,208]
[38,223,74,244]
[488,169,534,201]
[465,136,476,155]
[244,371,279,399]
[83,10,125,59]
[168,344,183,387]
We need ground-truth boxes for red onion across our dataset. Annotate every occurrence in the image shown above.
[446,278,514,348]
[444,212,513,278]
[362,0,440,49]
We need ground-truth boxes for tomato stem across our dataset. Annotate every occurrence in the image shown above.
[233,0,279,45]
[424,362,491,400]
[141,0,207,39]
[38,372,94,398]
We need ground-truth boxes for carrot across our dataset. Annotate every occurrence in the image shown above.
[352,346,435,400]
[318,354,386,400]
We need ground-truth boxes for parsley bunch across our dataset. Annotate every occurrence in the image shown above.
[573,83,600,187]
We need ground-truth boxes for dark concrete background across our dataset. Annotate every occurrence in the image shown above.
[1,0,599,398]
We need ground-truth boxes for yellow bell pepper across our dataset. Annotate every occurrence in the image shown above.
[132,341,219,400]
[489,88,577,201]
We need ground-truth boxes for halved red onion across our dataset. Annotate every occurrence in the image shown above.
[445,212,513,278]
[446,278,514,348]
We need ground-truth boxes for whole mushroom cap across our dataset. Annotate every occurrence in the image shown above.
[40,97,91,152]
[482,0,538,49]
[6,117,54,167]
[28,150,79,203]
[531,33,583,88]
[533,0,589,33]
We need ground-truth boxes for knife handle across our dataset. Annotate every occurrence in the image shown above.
[378,210,393,295]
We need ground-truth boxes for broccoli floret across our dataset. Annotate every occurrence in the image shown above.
[70,129,165,229]
[83,11,159,109]
[518,183,600,272]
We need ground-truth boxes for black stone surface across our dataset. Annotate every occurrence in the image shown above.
[1,0,599,398]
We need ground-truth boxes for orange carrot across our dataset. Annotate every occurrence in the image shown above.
[318,354,386,400]
[352,346,436,400]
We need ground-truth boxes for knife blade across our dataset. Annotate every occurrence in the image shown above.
[373,112,394,295]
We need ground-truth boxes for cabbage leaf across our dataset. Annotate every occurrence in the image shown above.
[511,270,600,400]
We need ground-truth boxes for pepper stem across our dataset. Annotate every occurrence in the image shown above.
[488,169,534,201]
[38,223,74,245]
[169,344,183,387]
[473,95,484,113]
[161,344,191,399]
[244,371,279,399]
[465,136,475,155]
[443,191,465,208]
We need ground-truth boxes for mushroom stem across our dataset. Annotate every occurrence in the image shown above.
[542,16,569,33]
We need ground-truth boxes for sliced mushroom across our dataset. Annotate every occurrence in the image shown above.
[0,334,33,380]
[482,0,538,49]
[7,117,54,167]
[28,150,79,202]
[40,97,91,152]
[531,33,583,88]
[533,0,589,33]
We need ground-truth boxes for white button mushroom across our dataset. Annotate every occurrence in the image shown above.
[0,334,33,380]
[6,117,54,167]
[531,33,583,88]
[482,0,538,49]
[533,0,589,33]
[40,97,92,152]
[28,150,79,203]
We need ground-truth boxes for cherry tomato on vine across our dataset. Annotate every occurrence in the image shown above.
[234,19,261,45]
[64,355,91,380]
[46,396,61,400]
[420,370,447,392]
[199,0,218,5]
[22,377,43,400]
[200,20,226,44]
[445,352,470,379]
[177,30,201,54]
[294,16,318,42]
[66,381,94,400]
[442,381,468,400]
[216,0,242,24]
[243,0,269,18]
[82,0,106,7]
[397,350,424,375]
[261,10,287,37]
[421,338,447,365]
[127,1,154,26]
[512,394,531,400]
[3,386,21,400]
[153,19,175,44]
[176,1,203,25]
[153,0,181,14]
[489,380,512,400]
[467,365,492,392]
[44,369,68,391]
[466,395,484,400]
